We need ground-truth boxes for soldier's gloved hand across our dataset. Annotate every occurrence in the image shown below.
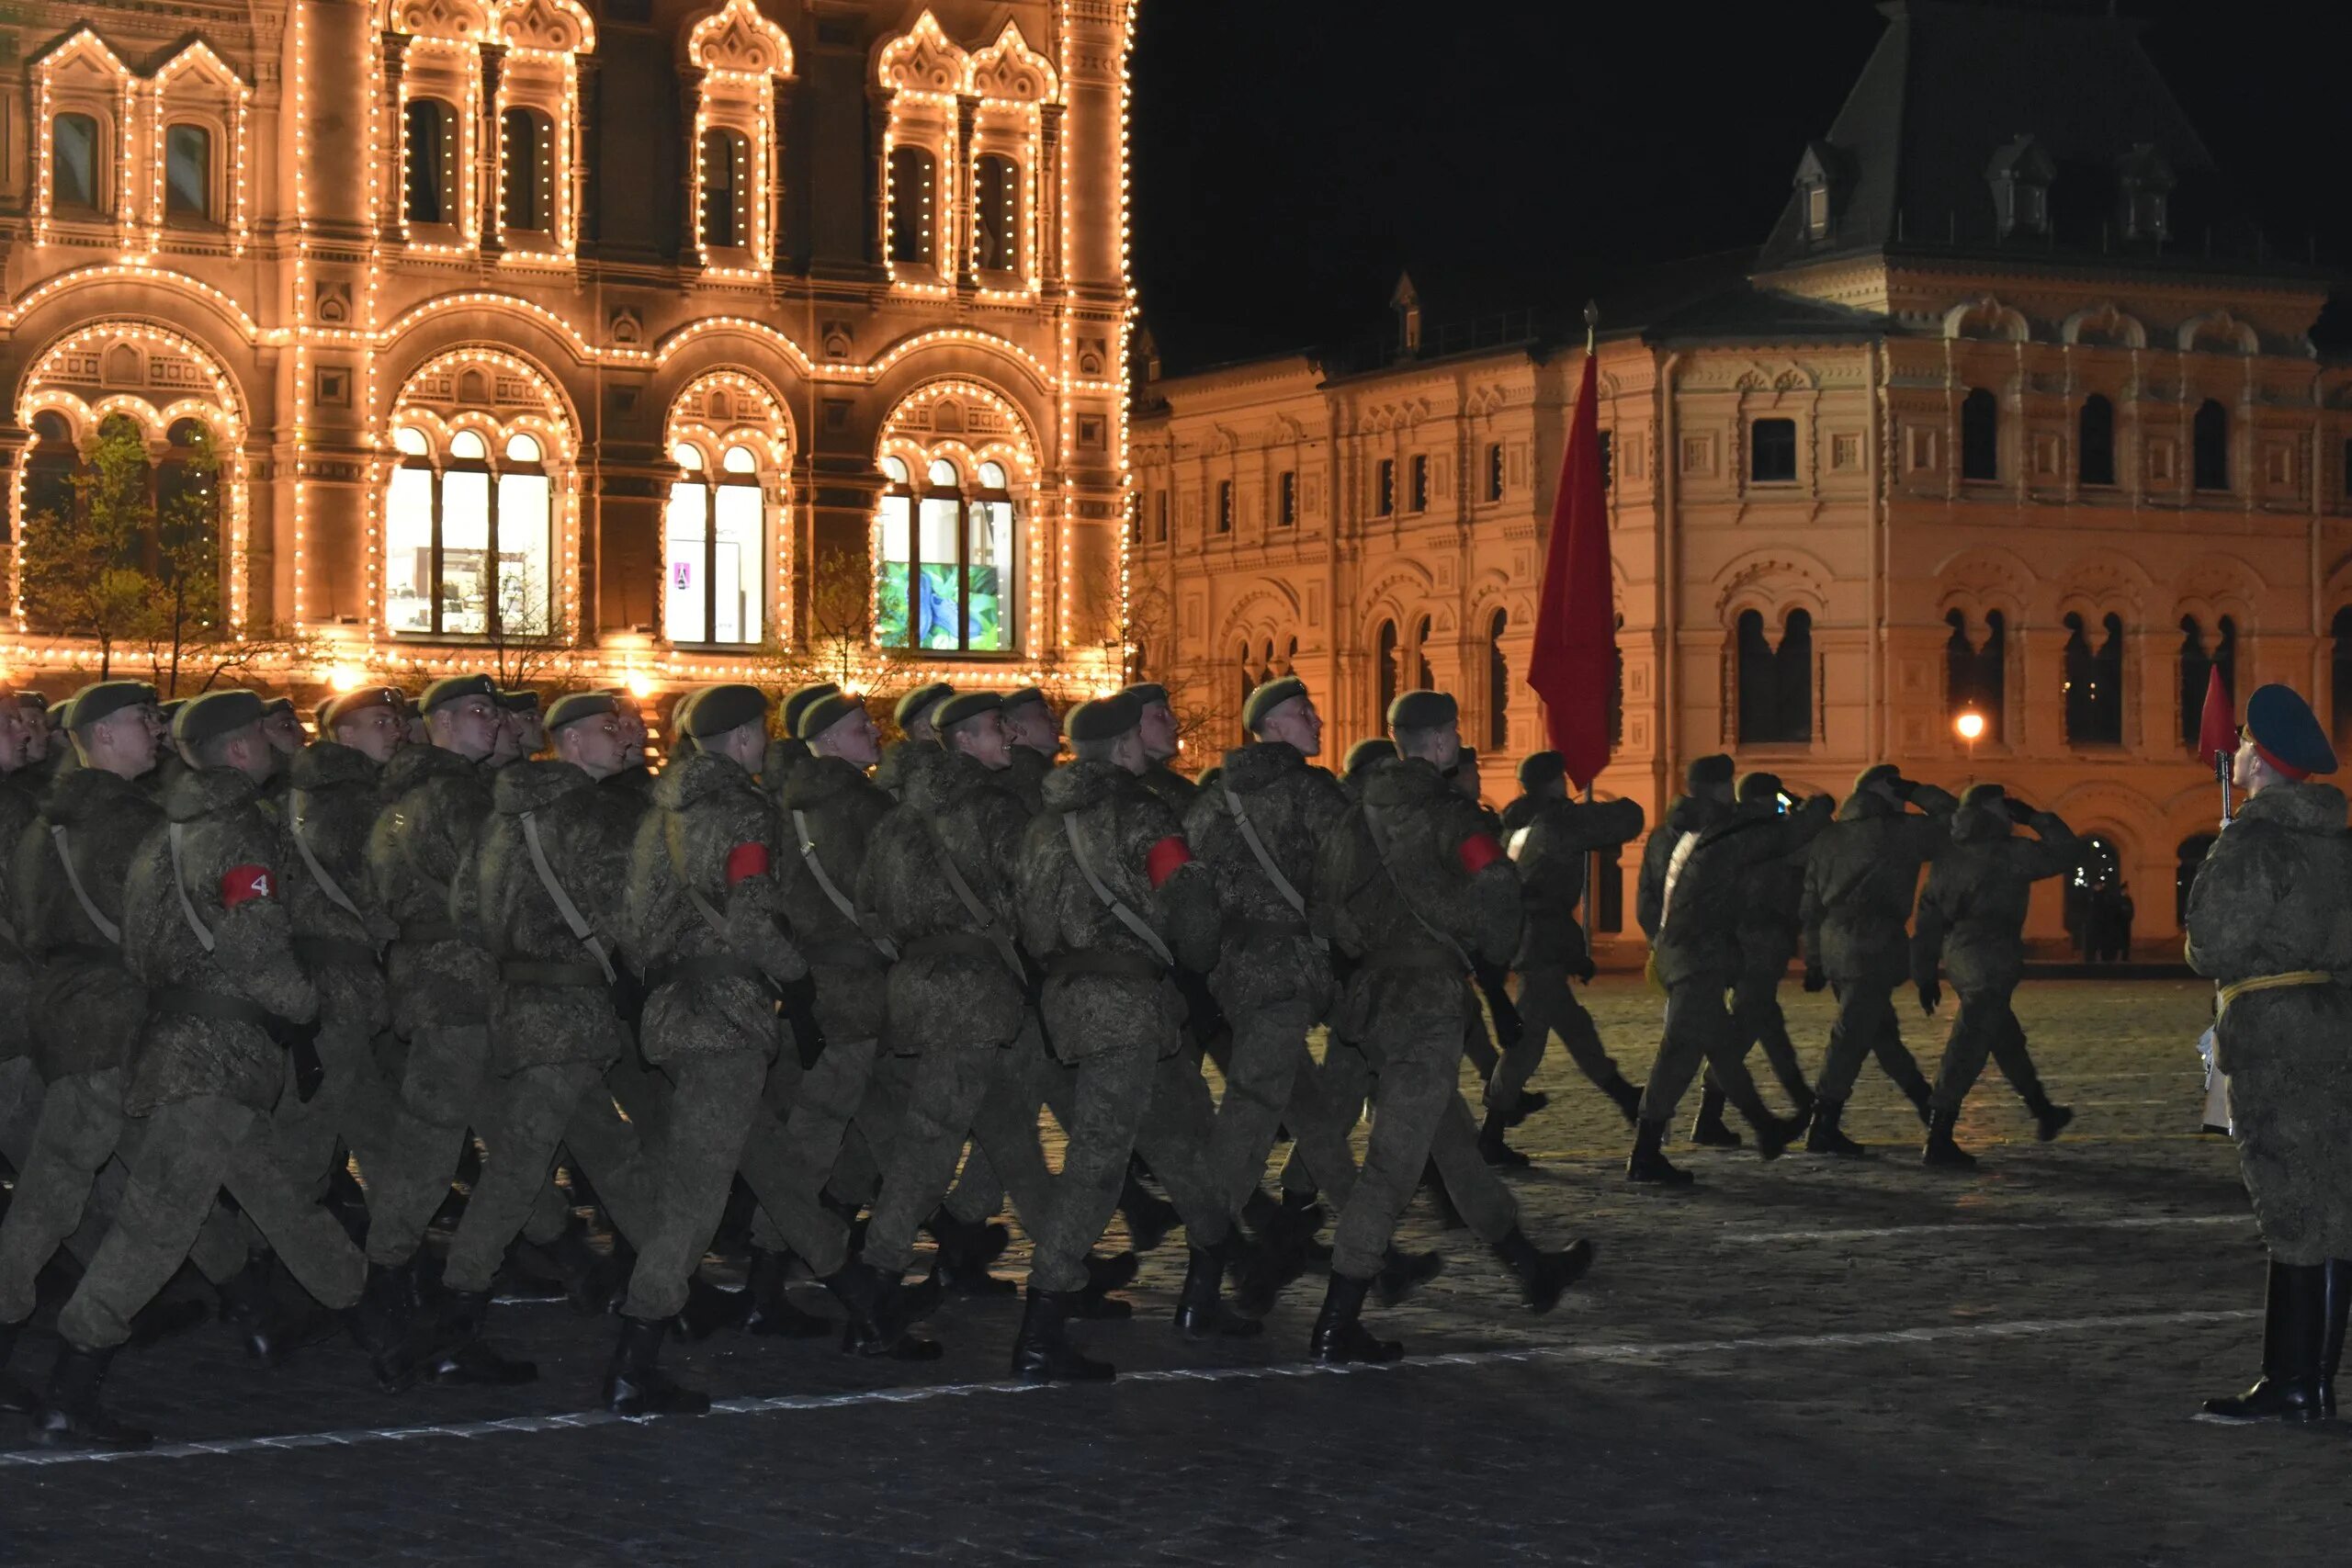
[1572,955,1598,985]
[1803,962,1828,994]
[1890,776,1920,803]
[1917,977,1942,1016]
[2004,796,2037,824]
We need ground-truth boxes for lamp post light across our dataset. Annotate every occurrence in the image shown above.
[1955,707,1986,780]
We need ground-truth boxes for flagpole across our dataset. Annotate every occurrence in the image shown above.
[1579,301,1600,944]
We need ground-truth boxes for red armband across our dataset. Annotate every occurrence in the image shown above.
[724,842,771,886]
[1145,835,1193,890]
[220,864,276,909]
[1456,833,1507,875]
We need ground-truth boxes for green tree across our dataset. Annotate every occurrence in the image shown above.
[19,414,173,681]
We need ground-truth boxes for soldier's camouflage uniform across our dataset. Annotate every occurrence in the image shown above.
[1729,838,1814,1108]
[1138,759,1198,818]
[1016,759,1225,1292]
[1005,744,1052,816]
[618,749,806,1322]
[1493,791,1645,1116]
[0,768,48,1184]
[59,765,368,1352]
[2186,781,2352,1266]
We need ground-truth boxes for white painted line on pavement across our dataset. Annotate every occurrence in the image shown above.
[1717,1213,2248,1244]
[0,1305,2259,1470]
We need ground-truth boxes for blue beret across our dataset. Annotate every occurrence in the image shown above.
[2245,683,2335,777]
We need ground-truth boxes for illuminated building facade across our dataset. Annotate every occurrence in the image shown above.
[0,0,1136,701]
[1131,3,2351,954]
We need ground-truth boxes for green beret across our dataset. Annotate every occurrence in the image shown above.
[546,692,617,732]
[1123,682,1170,709]
[1385,689,1456,732]
[1518,750,1566,792]
[1736,771,1784,804]
[1455,748,1479,767]
[66,680,157,732]
[933,691,1004,733]
[17,692,48,712]
[1065,692,1142,744]
[1957,782,2007,813]
[782,682,841,739]
[421,674,498,716]
[500,689,542,715]
[320,685,403,732]
[685,682,768,739]
[1002,684,1048,715]
[1853,762,1903,795]
[158,698,188,721]
[798,692,865,743]
[1343,737,1395,777]
[261,696,295,719]
[1685,754,1735,791]
[894,682,955,730]
[175,688,265,750]
[1242,675,1308,735]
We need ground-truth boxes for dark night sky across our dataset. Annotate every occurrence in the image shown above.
[1129,0,2352,375]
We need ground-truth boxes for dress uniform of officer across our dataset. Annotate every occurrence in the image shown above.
[2187,684,2352,1422]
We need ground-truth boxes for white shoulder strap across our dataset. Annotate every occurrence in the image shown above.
[49,824,120,946]
[1062,812,1174,967]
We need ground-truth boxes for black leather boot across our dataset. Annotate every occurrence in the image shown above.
[1173,1242,1263,1338]
[676,1274,753,1342]
[825,1263,943,1361]
[125,1294,209,1348]
[1231,1201,1320,1316]
[0,1318,34,1416]
[602,1314,711,1416]
[2204,1260,2330,1421]
[538,1221,629,1317]
[743,1248,831,1338]
[1375,1246,1446,1306]
[425,1289,539,1385]
[1501,1089,1549,1130]
[1921,1109,1978,1171]
[2024,1090,2075,1143]
[1602,1075,1645,1127]
[1476,1108,1532,1168]
[1283,1190,1334,1264]
[1309,1272,1402,1364]
[1741,1103,1807,1162]
[1074,1250,1137,1320]
[1904,1079,1934,1128]
[37,1343,152,1450]
[345,1263,429,1393]
[1011,1287,1114,1383]
[1493,1230,1594,1314]
[1689,1086,1742,1148]
[2324,1258,2350,1418]
[216,1258,325,1367]
[1804,1097,1870,1159]
[927,1212,1015,1297]
[1625,1118,1694,1185]
[1117,1160,1180,1253]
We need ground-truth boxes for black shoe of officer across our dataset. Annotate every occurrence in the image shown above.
[425,1289,539,1385]
[1174,1243,1263,1339]
[1012,1287,1114,1384]
[37,1343,153,1450]
[1921,1109,1979,1171]
[1625,1118,1695,1186]
[1074,1250,1137,1320]
[2205,1261,2330,1423]
[0,1318,35,1416]
[1689,1086,1743,1149]
[1375,1247,1446,1307]
[2026,1093,2075,1143]
[743,1248,831,1338]
[1476,1109,1532,1168]
[927,1212,1015,1296]
[1117,1164,1181,1254]
[826,1262,944,1362]
[1602,1075,1645,1127]
[603,1314,710,1417]
[676,1274,753,1342]
[1494,1230,1594,1314]
[1309,1272,1403,1364]
[1804,1097,1871,1159]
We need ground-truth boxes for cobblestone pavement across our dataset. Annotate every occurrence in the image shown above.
[3,979,2342,1567]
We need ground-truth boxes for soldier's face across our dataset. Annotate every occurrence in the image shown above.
[488,711,524,767]
[516,716,548,755]
[0,705,28,773]
[1140,701,1178,761]
[557,716,628,779]
[336,705,405,765]
[615,707,649,763]
[1006,701,1057,753]
[434,695,502,761]
[264,712,304,755]
[17,710,48,761]
[95,707,160,778]
[224,725,277,784]
[950,711,1013,772]
[2233,736,2267,795]
[818,710,881,768]
[1259,695,1321,756]
[1424,720,1462,773]
[1111,728,1150,776]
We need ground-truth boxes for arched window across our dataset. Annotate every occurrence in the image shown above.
[502,107,556,234]
[2064,835,2126,959]
[1409,455,1430,513]
[1945,608,2006,739]
[404,98,458,225]
[2334,606,2352,744]
[384,425,554,637]
[1277,470,1297,527]
[1153,491,1169,543]
[2178,615,2236,750]
[22,410,78,526]
[663,443,764,645]
[2193,399,2230,491]
[1376,619,1399,723]
[1414,615,1434,691]
[19,412,225,648]
[1215,480,1233,534]
[888,145,937,265]
[699,127,750,250]
[164,124,211,221]
[1487,609,1510,749]
[1960,388,1999,481]
[2078,395,2116,488]
[1485,443,1504,502]
[974,152,1019,272]
[2063,611,2126,746]
[1374,458,1395,517]
[1736,608,1812,745]
[874,455,1013,652]
[51,112,101,210]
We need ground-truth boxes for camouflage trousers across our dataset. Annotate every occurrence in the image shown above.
[0,1055,40,1175]
[1329,978,1521,1282]
[361,1022,493,1268]
[1726,968,1812,1109]
[1490,968,1624,1118]
[440,1057,662,1296]
[737,1036,887,1280]
[619,1048,768,1322]
[1278,1034,1362,1201]
[1023,1033,1159,1295]
[1811,980,1932,1107]
[60,1092,367,1352]
[1638,978,1775,1126]
[0,1066,246,1326]
[1929,988,2048,1118]
[1204,996,1322,1220]
[265,1008,399,1202]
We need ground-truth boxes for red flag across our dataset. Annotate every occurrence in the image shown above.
[1527,353,1613,789]
[2196,666,2235,771]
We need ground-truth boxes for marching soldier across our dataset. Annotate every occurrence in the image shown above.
[501,690,546,758]
[1489,750,1646,1156]
[1702,772,1816,1145]
[874,682,954,802]
[1801,765,1958,1156]
[14,692,60,797]
[1126,682,1197,813]
[1631,756,1829,1184]
[0,695,47,1179]
[1341,738,1393,792]
[1308,692,1592,1362]
[2188,684,2352,1422]
[763,681,842,789]
[1002,684,1059,813]
[38,691,418,1449]
[1910,784,2080,1168]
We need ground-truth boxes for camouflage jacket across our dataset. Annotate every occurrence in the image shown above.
[603,764,656,804]
[283,741,396,1032]
[871,739,935,802]
[1018,759,1218,1058]
[368,742,497,1032]
[466,760,639,1075]
[1640,794,1834,988]
[762,738,811,795]
[14,764,162,1080]
[1501,790,1645,974]
[2187,781,2352,1074]
[1183,739,1348,1013]
[1912,804,2080,995]
[1005,746,1052,816]
[779,750,899,1045]
[1735,847,1808,979]
[860,746,1030,1053]
[1138,760,1199,817]
[1801,784,1961,985]
[121,766,315,1115]
[1317,756,1521,969]
[625,750,804,1065]
[0,773,43,1063]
